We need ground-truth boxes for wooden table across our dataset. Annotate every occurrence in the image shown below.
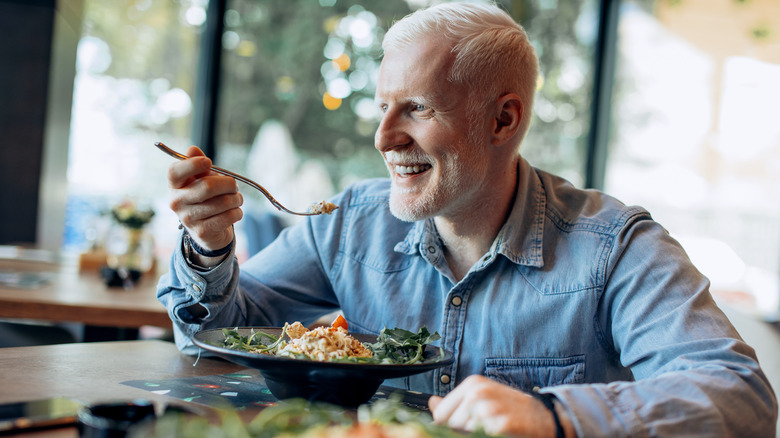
[0,340,245,437]
[0,256,171,330]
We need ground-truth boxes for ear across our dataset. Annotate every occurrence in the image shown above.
[491,93,523,146]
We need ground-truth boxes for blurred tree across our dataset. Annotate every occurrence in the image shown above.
[80,0,202,138]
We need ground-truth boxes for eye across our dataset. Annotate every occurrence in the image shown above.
[379,103,388,113]
[412,103,426,112]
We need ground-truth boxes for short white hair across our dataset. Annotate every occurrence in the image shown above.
[383,2,539,143]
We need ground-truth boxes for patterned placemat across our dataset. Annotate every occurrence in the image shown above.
[121,368,432,412]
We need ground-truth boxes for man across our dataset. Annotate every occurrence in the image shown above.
[158,3,777,436]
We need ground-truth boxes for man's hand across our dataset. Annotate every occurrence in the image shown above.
[428,375,575,438]
[168,146,243,265]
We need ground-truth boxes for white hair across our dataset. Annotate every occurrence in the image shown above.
[383,2,539,144]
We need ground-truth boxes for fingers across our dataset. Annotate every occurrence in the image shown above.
[176,190,244,231]
[185,145,206,158]
[168,147,212,190]
[167,145,244,250]
[429,375,544,437]
[430,376,483,431]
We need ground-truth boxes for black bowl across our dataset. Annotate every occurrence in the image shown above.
[191,327,454,407]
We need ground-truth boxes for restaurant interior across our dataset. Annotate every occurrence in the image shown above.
[1,0,779,436]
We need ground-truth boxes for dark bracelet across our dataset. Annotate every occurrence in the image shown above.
[532,391,565,438]
[182,228,233,258]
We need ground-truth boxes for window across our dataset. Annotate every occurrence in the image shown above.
[605,0,780,318]
[63,0,204,257]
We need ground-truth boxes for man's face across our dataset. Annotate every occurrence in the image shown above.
[374,40,490,222]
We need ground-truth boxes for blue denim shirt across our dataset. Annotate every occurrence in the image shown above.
[158,157,777,437]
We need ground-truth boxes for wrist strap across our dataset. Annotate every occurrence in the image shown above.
[182,227,233,257]
[532,391,564,438]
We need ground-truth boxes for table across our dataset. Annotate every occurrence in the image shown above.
[0,340,245,437]
[0,256,171,330]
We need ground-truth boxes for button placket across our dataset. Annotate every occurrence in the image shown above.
[438,280,473,394]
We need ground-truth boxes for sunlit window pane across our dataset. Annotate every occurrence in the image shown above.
[64,0,203,256]
[605,0,780,317]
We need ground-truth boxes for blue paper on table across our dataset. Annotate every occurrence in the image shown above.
[121,369,432,412]
[0,271,53,289]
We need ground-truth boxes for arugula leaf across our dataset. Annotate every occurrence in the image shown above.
[367,327,442,365]
[221,324,288,354]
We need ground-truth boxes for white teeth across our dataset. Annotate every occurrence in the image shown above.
[384,152,431,175]
[394,164,430,175]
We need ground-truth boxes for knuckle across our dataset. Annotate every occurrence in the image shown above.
[179,211,196,228]
[169,198,185,215]
[166,166,180,187]
[199,177,215,192]
[231,192,244,208]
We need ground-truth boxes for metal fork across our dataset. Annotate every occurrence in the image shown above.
[154,142,336,216]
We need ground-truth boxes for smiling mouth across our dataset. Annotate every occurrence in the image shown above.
[393,163,432,177]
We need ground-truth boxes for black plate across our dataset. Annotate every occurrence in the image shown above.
[192,327,453,407]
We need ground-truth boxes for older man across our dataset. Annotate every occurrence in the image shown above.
[158,3,777,436]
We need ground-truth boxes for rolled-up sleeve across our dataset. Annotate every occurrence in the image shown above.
[156,230,243,354]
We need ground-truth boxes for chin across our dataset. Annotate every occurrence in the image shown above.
[388,189,435,223]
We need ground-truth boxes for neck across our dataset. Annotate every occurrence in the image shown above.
[435,159,519,281]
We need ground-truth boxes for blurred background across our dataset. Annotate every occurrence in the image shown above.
[1,0,779,320]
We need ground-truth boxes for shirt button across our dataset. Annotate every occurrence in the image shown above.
[532,386,541,392]
[440,374,451,384]
[427,246,436,254]
[192,284,202,292]
[451,296,462,306]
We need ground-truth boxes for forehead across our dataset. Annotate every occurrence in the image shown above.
[375,40,463,105]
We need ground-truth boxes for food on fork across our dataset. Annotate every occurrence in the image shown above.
[308,201,339,215]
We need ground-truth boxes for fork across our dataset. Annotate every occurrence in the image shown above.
[154,142,336,216]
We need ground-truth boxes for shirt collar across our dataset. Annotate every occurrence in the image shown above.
[394,218,433,255]
[394,157,546,268]
[494,157,545,267]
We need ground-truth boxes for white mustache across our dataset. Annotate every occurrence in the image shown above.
[383,150,431,165]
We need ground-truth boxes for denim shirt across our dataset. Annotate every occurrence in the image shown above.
[158,157,777,437]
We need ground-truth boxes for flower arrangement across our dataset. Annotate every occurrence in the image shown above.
[110,200,155,229]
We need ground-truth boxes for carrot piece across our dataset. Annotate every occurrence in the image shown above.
[332,314,348,331]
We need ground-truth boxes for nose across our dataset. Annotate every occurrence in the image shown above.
[374,108,411,153]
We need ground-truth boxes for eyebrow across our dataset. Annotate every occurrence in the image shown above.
[375,92,446,108]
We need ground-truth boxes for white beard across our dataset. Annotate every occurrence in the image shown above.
[385,112,488,223]
[388,144,475,223]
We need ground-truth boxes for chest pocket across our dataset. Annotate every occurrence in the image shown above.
[485,356,585,392]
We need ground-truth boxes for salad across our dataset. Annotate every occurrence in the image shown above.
[147,396,506,438]
[220,316,443,365]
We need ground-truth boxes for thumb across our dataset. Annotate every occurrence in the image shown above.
[185,145,207,158]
